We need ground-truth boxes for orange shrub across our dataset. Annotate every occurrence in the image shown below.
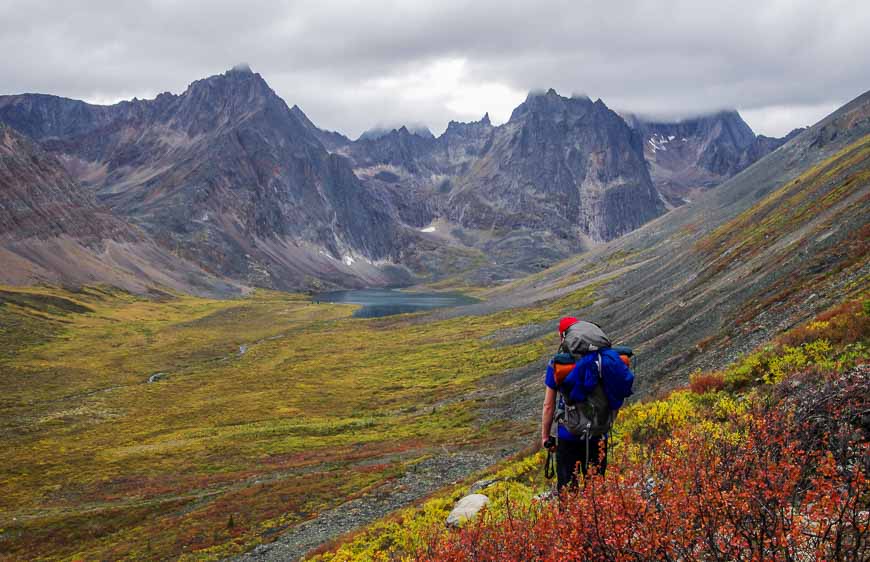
[779,299,869,348]
[688,370,725,394]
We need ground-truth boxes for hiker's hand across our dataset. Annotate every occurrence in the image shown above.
[543,436,556,451]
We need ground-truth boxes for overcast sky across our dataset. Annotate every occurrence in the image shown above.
[2,0,868,138]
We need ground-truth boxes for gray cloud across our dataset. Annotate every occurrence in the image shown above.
[1,0,868,137]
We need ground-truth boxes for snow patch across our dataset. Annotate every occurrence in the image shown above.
[318,250,335,261]
[343,256,355,266]
[648,135,669,152]
[420,226,437,233]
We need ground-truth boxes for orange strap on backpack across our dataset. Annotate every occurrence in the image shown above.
[553,362,574,385]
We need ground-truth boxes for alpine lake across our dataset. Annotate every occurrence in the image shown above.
[313,288,480,317]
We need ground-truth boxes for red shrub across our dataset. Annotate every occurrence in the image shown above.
[422,367,870,561]
[689,371,726,394]
[778,299,869,348]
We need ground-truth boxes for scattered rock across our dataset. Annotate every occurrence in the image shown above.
[532,490,556,502]
[446,493,490,527]
[469,478,501,493]
[233,451,501,561]
[147,372,168,383]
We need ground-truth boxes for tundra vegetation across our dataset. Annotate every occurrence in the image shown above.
[313,298,869,561]
[0,283,596,560]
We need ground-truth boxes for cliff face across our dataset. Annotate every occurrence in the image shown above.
[451,91,663,242]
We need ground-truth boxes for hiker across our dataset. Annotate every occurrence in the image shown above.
[541,317,635,490]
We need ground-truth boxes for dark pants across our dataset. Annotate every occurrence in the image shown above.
[557,435,607,490]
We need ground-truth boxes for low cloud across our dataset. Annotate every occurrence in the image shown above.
[1,0,867,137]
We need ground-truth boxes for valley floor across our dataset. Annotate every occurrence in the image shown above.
[0,284,595,560]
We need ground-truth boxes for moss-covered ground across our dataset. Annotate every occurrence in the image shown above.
[0,283,597,560]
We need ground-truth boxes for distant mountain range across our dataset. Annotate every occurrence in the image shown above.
[0,66,803,292]
[625,111,804,206]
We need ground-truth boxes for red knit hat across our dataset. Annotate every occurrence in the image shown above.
[558,316,579,335]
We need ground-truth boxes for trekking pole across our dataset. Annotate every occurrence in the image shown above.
[543,436,556,479]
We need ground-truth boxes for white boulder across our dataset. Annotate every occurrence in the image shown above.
[446,494,490,527]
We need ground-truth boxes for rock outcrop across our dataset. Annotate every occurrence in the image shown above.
[451,90,664,242]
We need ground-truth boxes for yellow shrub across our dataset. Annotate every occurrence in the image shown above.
[764,339,833,384]
[619,390,701,443]
[712,393,748,421]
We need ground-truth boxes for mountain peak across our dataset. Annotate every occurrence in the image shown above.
[359,124,434,141]
[183,64,274,104]
[510,88,598,123]
[443,113,494,137]
[524,88,564,102]
[290,104,310,121]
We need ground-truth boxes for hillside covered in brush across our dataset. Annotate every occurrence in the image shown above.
[313,299,869,561]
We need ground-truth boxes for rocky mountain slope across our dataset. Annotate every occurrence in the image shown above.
[626,111,802,206]
[0,124,131,242]
[0,124,237,295]
[0,67,411,290]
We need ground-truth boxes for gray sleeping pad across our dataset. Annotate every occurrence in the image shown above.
[562,320,611,356]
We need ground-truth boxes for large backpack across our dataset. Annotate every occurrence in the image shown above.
[552,321,635,438]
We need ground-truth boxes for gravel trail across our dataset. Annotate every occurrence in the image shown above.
[230,449,506,562]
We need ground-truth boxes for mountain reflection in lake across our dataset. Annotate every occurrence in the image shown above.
[314,289,479,318]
